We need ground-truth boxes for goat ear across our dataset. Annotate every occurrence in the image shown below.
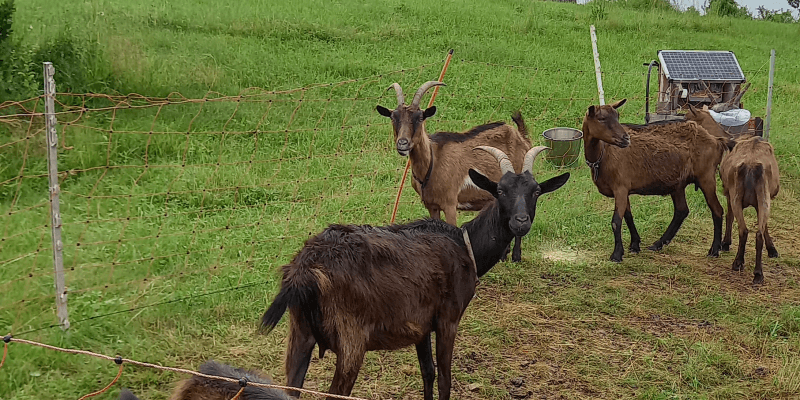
[539,172,570,194]
[376,105,392,118]
[423,106,437,120]
[687,103,698,117]
[587,105,595,118]
[611,99,627,109]
[468,169,497,196]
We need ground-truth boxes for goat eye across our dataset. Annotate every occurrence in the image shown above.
[497,189,504,196]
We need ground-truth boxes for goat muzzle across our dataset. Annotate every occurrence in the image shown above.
[396,138,412,156]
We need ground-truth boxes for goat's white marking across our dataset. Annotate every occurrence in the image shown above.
[460,171,483,192]
[458,203,473,209]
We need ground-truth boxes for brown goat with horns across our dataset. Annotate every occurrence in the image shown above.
[720,136,780,284]
[376,81,536,261]
[582,99,733,262]
[260,146,569,400]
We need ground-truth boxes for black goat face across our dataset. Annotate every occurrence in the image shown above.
[376,105,436,156]
[469,169,571,237]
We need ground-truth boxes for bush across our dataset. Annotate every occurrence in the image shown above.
[0,0,37,102]
[707,0,752,18]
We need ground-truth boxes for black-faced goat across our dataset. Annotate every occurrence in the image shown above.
[376,81,535,261]
[582,99,732,262]
[720,136,780,284]
[261,146,569,400]
[119,360,291,400]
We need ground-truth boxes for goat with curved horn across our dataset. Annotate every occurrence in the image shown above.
[411,81,446,108]
[387,83,405,107]
[474,146,515,175]
[522,146,551,174]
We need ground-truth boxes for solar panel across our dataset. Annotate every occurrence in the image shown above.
[658,50,745,82]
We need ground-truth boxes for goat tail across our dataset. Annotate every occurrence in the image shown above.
[511,110,529,140]
[260,265,323,334]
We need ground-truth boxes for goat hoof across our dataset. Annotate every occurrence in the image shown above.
[768,249,779,258]
[721,242,730,252]
[731,260,744,271]
[752,274,764,285]
[610,254,623,263]
[647,243,663,252]
[511,256,522,263]
[629,243,640,254]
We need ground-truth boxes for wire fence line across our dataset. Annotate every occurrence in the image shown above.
[0,335,371,400]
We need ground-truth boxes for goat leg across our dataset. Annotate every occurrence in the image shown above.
[415,333,436,400]
[624,204,640,253]
[285,314,318,398]
[435,324,458,400]
[765,225,779,258]
[722,198,733,252]
[511,236,523,262]
[327,347,365,400]
[649,189,689,251]
[754,231,765,284]
[699,178,724,257]
[610,194,628,262]
[731,200,747,272]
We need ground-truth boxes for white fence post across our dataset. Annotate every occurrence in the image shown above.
[764,49,775,141]
[590,25,605,105]
[43,62,70,330]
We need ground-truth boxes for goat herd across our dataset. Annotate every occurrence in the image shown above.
[122,82,782,400]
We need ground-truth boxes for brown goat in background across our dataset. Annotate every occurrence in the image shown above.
[582,99,732,262]
[118,360,291,400]
[376,81,536,261]
[720,136,780,284]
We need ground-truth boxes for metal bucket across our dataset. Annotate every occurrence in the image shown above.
[542,127,583,167]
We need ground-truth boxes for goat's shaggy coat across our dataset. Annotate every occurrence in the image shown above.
[118,360,291,400]
[582,99,731,262]
[261,147,569,400]
[376,81,534,261]
[720,136,780,284]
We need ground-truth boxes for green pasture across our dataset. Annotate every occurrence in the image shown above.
[1,0,799,399]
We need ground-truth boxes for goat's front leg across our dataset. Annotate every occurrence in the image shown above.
[624,203,641,253]
[511,236,523,262]
[650,188,690,251]
[435,324,458,400]
[610,193,628,262]
[754,231,765,284]
[285,313,317,398]
[722,196,733,251]
[415,333,435,400]
[427,205,441,221]
[327,345,365,400]
[443,204,458,227]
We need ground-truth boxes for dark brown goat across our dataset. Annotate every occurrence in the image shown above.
[261,147,569,400]
[376,81,535,261]
[119,360,290,400]
[582,99,732,262]
[720,136,780,284]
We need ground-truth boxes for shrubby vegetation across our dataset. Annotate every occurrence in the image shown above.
[0,0,113,103]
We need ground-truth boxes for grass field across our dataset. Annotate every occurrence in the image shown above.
[1,0,800,399]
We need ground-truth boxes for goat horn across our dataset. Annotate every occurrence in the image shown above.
[411,81,446,108]
[387,83,405,107]
[522,146,550,175]
[474,146,515,175]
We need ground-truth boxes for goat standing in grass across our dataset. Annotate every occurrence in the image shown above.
[582,99,732,262]
[260,146,569,400]
[376,81,535,261]
[719,136,780,284]
[119,360,291,400]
